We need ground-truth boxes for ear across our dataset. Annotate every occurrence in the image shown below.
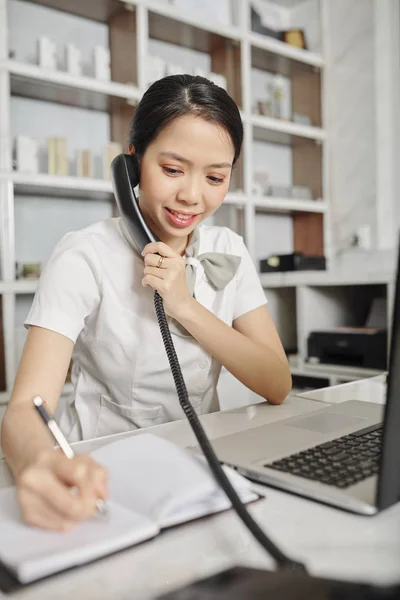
[128,145,140,186]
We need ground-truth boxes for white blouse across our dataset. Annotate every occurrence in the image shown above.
[25,217,267,441]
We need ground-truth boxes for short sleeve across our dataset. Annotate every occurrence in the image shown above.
[233,238,267,321]
[24,232,102,343]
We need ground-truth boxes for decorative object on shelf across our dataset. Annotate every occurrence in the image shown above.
[257,98,273,117]
[208,72,227,91]
[252,171,269,196]
[76,150,93,178]
[272,75,285,120]
[266,184,291,198]
[260,253,326,273]
[292,185,313,200]
[293,112,312,126]
[47,137,68,176]
[103,142,123,179]
[37,36,57,70]
[281,29,307,50]
[65,43,82,77]
[15,262,42,280]
[93,45,111,81]
[145,56,166,88]
[13,136,39,174]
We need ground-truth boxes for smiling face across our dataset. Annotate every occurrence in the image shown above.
[129,113,235,254]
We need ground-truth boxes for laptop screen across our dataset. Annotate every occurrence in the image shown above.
[377,237,400,510]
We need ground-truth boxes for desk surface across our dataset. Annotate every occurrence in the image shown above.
[1,377,399,600]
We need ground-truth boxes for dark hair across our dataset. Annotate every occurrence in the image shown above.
[128,74,243,166]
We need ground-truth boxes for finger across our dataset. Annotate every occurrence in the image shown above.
[53,456,108,509]
[144,254,171,268]
[142,274,166,292]
[142,242,177,258]
[32,469,98,521]
[18,489,77,532]
[143,265,167,279]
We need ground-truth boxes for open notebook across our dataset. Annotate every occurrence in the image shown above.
[0,433,259,586]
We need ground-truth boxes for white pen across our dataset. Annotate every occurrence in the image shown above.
[33,395,109,520]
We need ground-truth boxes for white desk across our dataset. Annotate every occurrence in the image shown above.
[0,379,399,600]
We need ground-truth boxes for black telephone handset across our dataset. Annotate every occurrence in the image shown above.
[109,153,304,573]
[110,153,159,254]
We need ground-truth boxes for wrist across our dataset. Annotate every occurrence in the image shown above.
[170,295,197,323]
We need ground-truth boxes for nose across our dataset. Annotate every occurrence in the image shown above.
[176,175,201,206]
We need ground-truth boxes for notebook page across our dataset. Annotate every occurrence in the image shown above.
[0,487,158,584]
[91,434,258,528]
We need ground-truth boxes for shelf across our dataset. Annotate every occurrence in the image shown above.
[253,196,326,214]
[143,0,242,49]
[0,280,38,294]
[224,192,246,206]
[287,354,384,381]
[2,60,140,111]
[1,171,114,201]
[23,0,120,23]
[252,114,325,145]
[249,32,324,72]
[260,270,395,289]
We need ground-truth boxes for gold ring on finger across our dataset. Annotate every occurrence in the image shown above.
[157,255,165,269]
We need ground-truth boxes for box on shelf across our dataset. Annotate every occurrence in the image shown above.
[260,252,326,273]
[76,150,93,178]
[13,136,39,173]
[65,43,82,77]
[93,45,111,81]
[37,36,57,70]
[103,142,122,179]
[47,137,68,176]
[15,262,42,280]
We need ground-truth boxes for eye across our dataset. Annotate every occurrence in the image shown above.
[163,167,182,176]
[208,176,225,184]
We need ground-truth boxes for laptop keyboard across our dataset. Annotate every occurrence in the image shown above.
[266,423,382,489]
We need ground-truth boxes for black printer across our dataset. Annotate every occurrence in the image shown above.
[307,327,387,370]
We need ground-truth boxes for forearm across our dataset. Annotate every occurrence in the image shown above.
[176,299,292,404]
[1,404,54,478]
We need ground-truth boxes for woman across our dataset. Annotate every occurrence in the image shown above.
[1,74,291,531]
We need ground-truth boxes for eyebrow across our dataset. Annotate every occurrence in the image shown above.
[159,151,232,169]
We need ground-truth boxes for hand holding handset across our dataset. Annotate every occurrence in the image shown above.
[109,153,304,571]
[110,153,159,254]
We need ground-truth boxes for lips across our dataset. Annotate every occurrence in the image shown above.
[165,207,199,228]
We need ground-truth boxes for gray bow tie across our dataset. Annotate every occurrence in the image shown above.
[184,228,241,297]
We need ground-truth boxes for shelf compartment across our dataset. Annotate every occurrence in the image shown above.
[252,115,325,144]
[1,172,114,201]
[253,196,326,214]
[249,32,323,70]
[4,60,140,111]
[147,10,242,107]
[145,0,242,44]
[264,286,298,357]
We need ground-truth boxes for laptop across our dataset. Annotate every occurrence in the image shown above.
[205,245,400,516]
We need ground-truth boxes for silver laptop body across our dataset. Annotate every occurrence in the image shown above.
[207,399,383,515]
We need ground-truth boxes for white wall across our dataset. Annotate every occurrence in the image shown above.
[325,0,376,256]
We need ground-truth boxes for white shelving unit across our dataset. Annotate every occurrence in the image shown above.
[0,0,389,408]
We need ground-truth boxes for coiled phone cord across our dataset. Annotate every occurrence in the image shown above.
[154,290,306,572]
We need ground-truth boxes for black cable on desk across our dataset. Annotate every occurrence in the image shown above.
[154,290,306,573]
